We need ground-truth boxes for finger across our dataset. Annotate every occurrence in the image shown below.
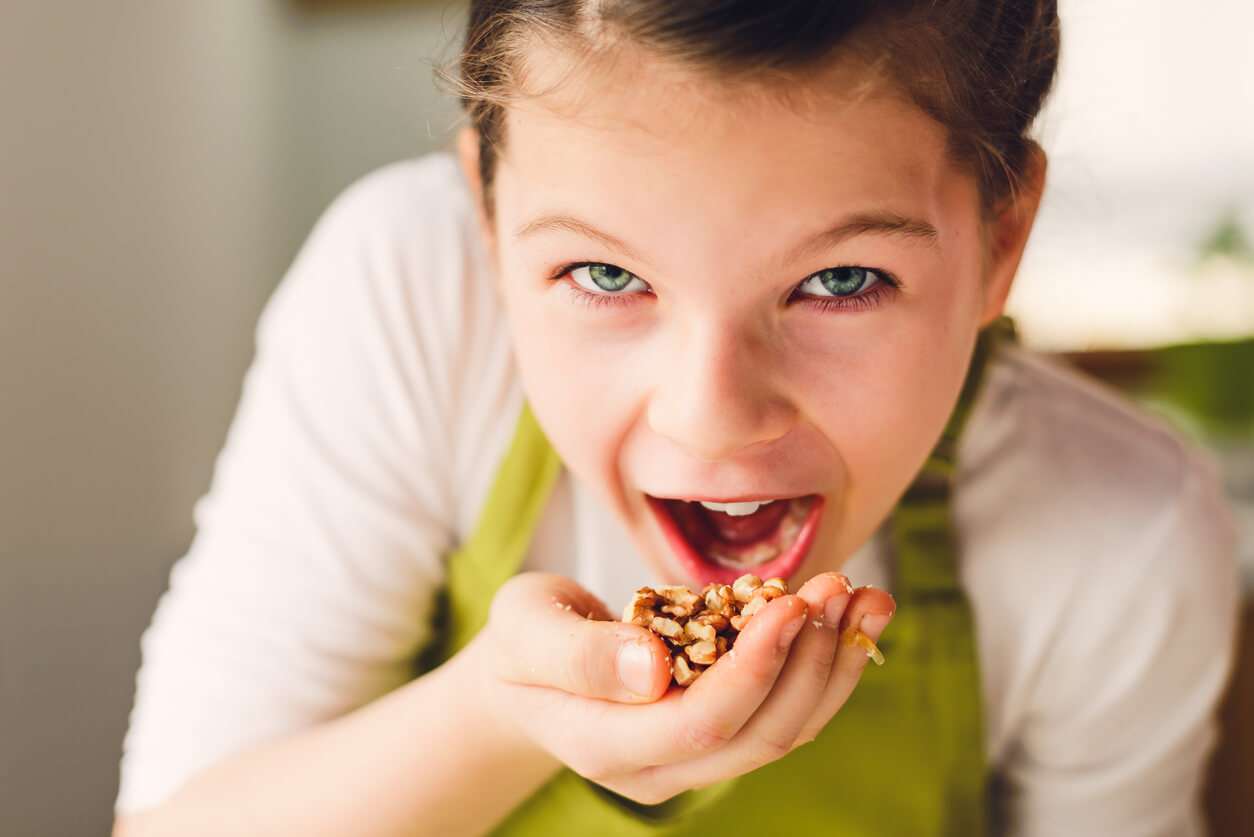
[668,594,809,755]
[488,573,672,703]
[641,573,852,788]
[835,586,895,653]
[497,593,810,781]
[792,585,896,744]
[736,573,854,742]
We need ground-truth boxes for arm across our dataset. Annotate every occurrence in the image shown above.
[114,159,514,830]
[114,643,562,837]
[116,570,894,837]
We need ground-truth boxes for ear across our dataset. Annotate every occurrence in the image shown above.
[456,126,496,250]
[456,126,482,198]
[980,143,1046,327]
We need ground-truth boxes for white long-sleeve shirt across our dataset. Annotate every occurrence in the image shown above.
[117,155,1240,835]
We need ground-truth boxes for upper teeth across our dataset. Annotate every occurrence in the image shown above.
[699,500,771,516]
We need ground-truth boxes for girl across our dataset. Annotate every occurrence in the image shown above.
[115,1,1238,835]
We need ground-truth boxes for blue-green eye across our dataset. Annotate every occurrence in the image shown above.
[796,266,882,298]
[569,263,649,294]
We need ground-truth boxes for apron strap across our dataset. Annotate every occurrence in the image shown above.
[420,402,562,667]
[892,319,1013,600]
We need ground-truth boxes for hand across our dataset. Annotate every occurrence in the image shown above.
[464,571,894,805]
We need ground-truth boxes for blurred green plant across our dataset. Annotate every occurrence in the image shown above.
[1198,209,1254,267]
[1140,339,1254,439]
[1129,211,1251,438]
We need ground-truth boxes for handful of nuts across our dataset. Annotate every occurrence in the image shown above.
[622,573,887,686]
[621,573,790,686]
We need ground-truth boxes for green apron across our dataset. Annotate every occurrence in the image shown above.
[423,325,1007,835]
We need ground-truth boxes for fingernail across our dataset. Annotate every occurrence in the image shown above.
[616,640,657,697]
[828,573,854,595]
[858,611,894,641]
[823,594,848,626]
[779,614,807,650]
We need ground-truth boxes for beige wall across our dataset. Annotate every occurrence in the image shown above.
[0,2,462,833]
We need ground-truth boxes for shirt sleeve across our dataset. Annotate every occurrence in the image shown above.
[116,157,487,814]
[1000,458,1240,837]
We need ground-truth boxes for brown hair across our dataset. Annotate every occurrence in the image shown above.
[451,0,1059,215]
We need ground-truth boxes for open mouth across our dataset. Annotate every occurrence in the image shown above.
[646,494,824,586]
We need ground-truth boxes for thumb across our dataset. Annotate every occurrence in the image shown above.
[487,573,672,703]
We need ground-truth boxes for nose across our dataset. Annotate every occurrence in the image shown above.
[646,320,796,462]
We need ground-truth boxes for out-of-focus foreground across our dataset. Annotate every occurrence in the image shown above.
[0,2,1250,835]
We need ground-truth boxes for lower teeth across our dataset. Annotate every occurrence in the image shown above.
[704,500,805,568]
[707,541,781,568]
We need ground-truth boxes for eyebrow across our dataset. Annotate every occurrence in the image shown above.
[515,207,939,271]
[516,214,654,270]
[781,209,940,267]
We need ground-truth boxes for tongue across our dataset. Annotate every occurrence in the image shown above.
[695,501,790,545]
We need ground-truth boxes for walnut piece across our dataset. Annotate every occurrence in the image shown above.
[621,573,789,686]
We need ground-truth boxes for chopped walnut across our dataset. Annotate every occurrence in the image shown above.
[621,573,789,686]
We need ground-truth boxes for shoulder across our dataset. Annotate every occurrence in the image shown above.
[957,342,1233,566]
[958,340,1237,616]
[957,342,1239,752]
[326,155,520,530]
[253,153,518,536]
[263,153,486,331]
[964,343,1202,506]
[279,153,486,312]
[316,153,475,237]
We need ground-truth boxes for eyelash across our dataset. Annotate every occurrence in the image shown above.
[796,278,900,313]
[549,262,644,310]
[548,262,901,312]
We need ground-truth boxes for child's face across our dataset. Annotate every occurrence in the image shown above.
[470,49,1033,588]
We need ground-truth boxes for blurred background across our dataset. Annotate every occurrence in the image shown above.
[1,1,1250,834]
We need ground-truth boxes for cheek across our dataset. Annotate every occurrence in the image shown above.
[848,340,968,474]
[498,279,642,496]
[795,283,981,506]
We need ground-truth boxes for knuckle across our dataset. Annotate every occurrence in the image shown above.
[754,728,797,762]
[488,573,531,619]
[583,642,617,697]
[804,655,838,692]
[560,646,598,696]
[677,717,735,754]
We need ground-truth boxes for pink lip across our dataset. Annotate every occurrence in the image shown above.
[646,495,825,587]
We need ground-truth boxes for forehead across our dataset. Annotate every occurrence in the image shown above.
[495,41,978,239]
